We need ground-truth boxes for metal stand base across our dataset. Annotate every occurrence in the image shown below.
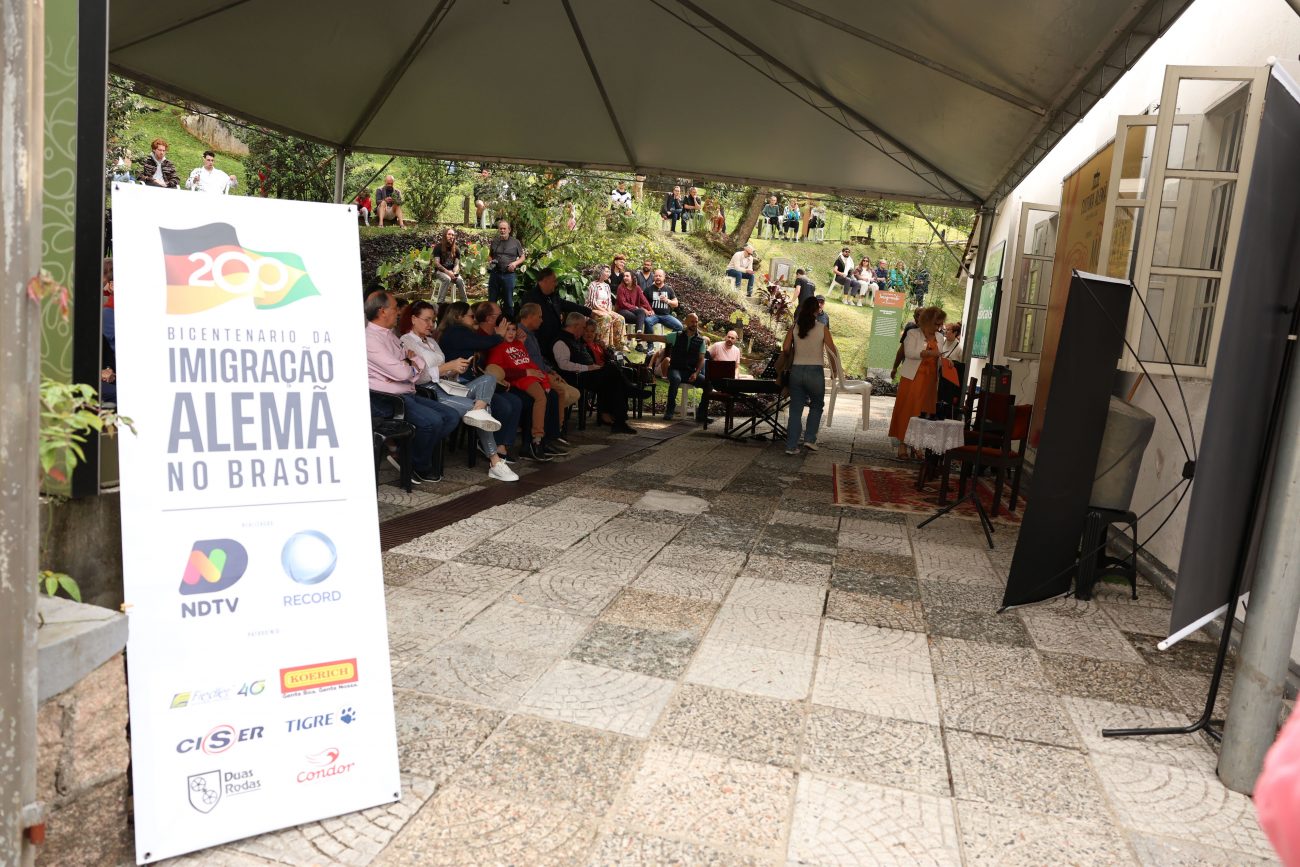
[917,480,996,548]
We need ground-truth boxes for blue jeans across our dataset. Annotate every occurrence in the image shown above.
[645,314,683,333]
[488,270,516,318]
[726,268,755,295]
[400,393,459,474]
[489,390,523,448]
[436,373,498,456]
[665,368,702,416]
[786,364,825,449]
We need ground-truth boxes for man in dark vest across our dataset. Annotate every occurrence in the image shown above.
[638,313,712,424]
[523,268,590,363]
[552,312,635,434]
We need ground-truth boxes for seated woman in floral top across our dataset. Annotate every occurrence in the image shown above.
[585,265,624,349]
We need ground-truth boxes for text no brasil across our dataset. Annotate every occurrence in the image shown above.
[167,455,341,491]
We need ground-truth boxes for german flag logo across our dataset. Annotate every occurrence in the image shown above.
[161,223,321,314]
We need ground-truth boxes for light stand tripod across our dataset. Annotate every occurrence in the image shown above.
[917,375,998,549]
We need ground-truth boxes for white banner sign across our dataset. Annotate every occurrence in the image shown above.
[111,185,400,864]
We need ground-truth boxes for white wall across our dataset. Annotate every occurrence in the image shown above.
[968,0,1300,655]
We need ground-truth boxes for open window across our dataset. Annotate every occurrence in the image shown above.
[1098,66,1266,377]
[1006,203,1059,358]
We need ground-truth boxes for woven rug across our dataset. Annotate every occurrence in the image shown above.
[831,464,1023,525]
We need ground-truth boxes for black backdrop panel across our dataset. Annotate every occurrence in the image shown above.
[1001,272,1132,608]
[1169,71,1300,636]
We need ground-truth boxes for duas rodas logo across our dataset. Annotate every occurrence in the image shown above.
[161,223,320,314]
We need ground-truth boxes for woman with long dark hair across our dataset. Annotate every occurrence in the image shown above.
[782,296,837,454]
[431,227,467,304]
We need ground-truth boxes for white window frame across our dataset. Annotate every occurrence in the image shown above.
[1102,65,1267,378]
[1005,202,1059,359]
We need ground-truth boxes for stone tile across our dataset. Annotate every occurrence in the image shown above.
[770,508,840,530]
[837,532,913,555]
[1128,632,1222,675]
[393,641,553,710]
[549,547,656,582]
[382,552,440,587]
[723,576,827,616]
[601,589,719,636]
[946,731,1109,823]
[812,656,940,724]
[225,775,435,866]
[375,785,597,866]
[929,637,1049,691]
[389,529,481,562]
[833,549,917,575]
[518,660,675,738]
[913,546,998,578]
[711,492,777,520]
[956,801,1135,866]
[454,715,642,813]
[1155,668,1234,719]
[613,744,795,853]
[1038,652,1185,712]
[455,539,556,572]
[740,554,832,586]
[752,536,835,563]
[936,677,1079,748]
[392,690,505,783]
[1092,576,1171,609]
[788,774,962,867]
[705,605,822,654]
[923,604,1032,647]
[455,599,592,657]
[830,568,920,601]
[840,516,909,537]
[684,638,816,701]
[844,507,909,525]
[1059,696,1217,772]
[1125,831,1278,866]
[1102,604,1211,643]
[1023,595,1114,622]
[631,564,736,603]
[818,620,932,673]
[509,571,623,617]
[160,850,281,866]
[493,520,593,549]
[826,589,927,632]
[761,521,838,549]
[1092,754,1274,857]
[386,588,494,653]
[586,830,763,867]
[1021,612,1145,664]
[478,502,544,523]
[654,684,803,768]
[406,559,527,597]
[919,579,1005,612]
[804,706,950,797]
[568,622,700,680]
[650,544,748,578]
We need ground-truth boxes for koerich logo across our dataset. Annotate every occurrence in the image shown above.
[161,222,320,314]
[180,539,248,595]
[280,659,358,697]
[296,748,355,784]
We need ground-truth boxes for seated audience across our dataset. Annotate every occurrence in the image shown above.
[645,269,684,333]
[436,301,525,458]
[832,246,860,300]
[634,258,656,296]
[553,312,635,433]
[682,187,703,230]
[615,270,654,334]
[432,227,468,304]
[486,319,565,462]
[609,254,633,295]
[761,196,780,235]
[375,175,406,228]
[638,313,710,423]
[517,302,581,411]
[140,138,179,189]
[661,185,684,232]
[708,330,741,365]
[522,267,591,360]
[365,290,458,483]
[710,199,726,234]
[398,301,517,481]
[355,190,372,226]
[585,265,624,348]
[609,180,634,211]
[726,244,757,296]
[782,201,801,239]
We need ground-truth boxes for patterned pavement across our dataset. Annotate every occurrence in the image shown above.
[162,399,1280,866]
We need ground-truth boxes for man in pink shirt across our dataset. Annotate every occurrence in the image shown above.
[708,330,741,364]
[366,290,458,482]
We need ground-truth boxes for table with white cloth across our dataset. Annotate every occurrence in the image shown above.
[903,417,964,503]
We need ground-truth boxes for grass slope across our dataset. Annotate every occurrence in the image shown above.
[125,99,246,191]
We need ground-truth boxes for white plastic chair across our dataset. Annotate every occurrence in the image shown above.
[824,345,871,430]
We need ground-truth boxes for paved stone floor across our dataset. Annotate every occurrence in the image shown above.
[164,399,1280,866]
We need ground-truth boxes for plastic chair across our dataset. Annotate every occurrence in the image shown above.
[823,346,871,430]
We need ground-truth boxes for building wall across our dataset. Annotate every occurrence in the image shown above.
[967,0,1300,657]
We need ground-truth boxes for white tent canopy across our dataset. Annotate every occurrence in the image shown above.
[109,0,1194,207]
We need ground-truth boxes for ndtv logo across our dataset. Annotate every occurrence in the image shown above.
[280,659,358,695]
[296,748,355,784]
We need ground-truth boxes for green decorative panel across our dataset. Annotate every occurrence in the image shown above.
[42,0,78,382]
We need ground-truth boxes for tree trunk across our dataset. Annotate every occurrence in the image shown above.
[726,188,765,249]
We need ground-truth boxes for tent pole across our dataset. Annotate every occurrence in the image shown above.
[0,0,44,862]
[961,205,996,368]
[333,149,346,204]
[1218,322,1300,793]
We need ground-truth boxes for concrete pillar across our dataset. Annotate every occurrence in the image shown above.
[1219,335,1300,793]
[333,149,347,204]
[0,1,46,863]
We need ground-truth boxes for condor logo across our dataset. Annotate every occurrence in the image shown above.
[279,659,358,696]
[296,748,355,784]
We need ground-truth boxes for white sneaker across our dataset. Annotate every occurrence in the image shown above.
[488,460,519,482]
[804,441,820,451]
[785,448,800,455]
[463,408,501,431]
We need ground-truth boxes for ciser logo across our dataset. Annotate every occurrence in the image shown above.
[161,223,320,314]
[176,723,265,755]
